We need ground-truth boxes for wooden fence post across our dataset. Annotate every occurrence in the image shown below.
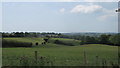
[96,56,99,66]
[84,50,87,65]
[35,51,38,61]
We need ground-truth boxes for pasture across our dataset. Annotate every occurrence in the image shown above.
[2,37,118,66]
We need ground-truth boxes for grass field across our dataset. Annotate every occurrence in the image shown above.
[2,37,43,45]
[2,38,118,66]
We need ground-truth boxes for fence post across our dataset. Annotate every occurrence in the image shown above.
[102,59,105,68]
[35,51,38,62]
[96,56,99,66]
[84,50,87,65]
[104,59,107,66]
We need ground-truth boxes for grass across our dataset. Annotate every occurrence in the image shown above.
[49,38,81,46]
[3,37,43,45]
[2,37,118,66]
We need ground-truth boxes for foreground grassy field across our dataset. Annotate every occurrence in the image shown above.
[2,38,118,66]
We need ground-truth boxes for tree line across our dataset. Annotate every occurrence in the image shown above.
[1,32,120,46]
[54,34,120,46]
[1,32,61,37]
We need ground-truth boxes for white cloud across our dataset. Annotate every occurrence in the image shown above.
[70,4,102,13]
[69,3,117,21]
[69,3,117,22]
[97,8,117,21]
[59,8,65,13]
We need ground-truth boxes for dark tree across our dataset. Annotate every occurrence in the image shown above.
[99,34,111,44]
[109,34,120,46]
[44,38,49,42]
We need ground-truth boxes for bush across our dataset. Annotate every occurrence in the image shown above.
[35,42,38,46]
[2,40,32,47]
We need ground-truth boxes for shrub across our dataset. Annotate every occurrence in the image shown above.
[2,39,32,47]
[35,42,38,46]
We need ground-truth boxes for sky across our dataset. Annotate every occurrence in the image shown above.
[2,2,118,33]
[1,0,119,2]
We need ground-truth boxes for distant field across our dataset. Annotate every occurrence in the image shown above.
[49,38,81,46]
[2,37,118,66]
[3,37,43,45]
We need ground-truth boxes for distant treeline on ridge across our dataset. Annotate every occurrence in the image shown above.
[1,32,120,46]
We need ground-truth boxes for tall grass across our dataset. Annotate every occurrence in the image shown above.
[2,50,119,66]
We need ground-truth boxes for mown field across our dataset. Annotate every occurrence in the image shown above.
[2,37,118,66]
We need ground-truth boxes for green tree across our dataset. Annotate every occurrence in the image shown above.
[99,34,111,44]
[109,34,120,46]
